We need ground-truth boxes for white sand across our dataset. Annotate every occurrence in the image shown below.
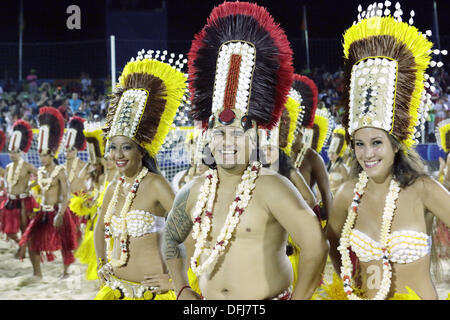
[0,237,99,300]
[0,236,448,300]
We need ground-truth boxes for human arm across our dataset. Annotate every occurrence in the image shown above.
[53,167,70,228]
[151,174,176,218]
[289,168,317,209]
[326,179,355,275]
[267,174,329,300]
[93,181,114,282]
[443,156,450,191]
[162,181,199,300]
[311,150,332,222]
[421,176,450,227]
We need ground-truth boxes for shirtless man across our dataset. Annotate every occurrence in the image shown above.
[162,1,328,300]
[19,107,77,279]
[1,120,38,259]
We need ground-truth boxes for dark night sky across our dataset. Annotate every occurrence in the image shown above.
[1,0,449,42]
[1,0,448,78]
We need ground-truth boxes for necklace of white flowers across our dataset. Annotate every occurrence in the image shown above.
[66,157,79,183]
[338,170,401,300]
[103,166,148,268]
[37,165,65,193]
[190,161,261,276]
[7,158,24,191]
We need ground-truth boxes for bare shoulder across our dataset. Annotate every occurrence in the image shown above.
[256,170,296,198]
[334,178,357,206]
[410,174,442,196]
[103,178,118,203]
[143,171,171,189]
[185,174,206,213]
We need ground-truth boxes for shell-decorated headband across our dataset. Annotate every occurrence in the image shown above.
[188,1,294,132]
[329,125,348,158]
[9,120,33,153]
[342,1,446,149]
[436,119,450,154]
[104,49,188,158]
[311,108,332,153]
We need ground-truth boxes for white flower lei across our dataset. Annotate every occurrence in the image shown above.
[37,165,65,193]
[338,171,401,300]
[103,166,148,268]
[190,161,261,276]
[7,158,24,191]
[66,157,79,183]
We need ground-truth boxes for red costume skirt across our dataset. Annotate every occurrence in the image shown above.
[0,195,39,234]
[19,206,78,265]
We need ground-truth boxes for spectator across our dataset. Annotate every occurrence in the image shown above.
[81,72,92,96]
[69,92,82,113]
[26,69,38,94]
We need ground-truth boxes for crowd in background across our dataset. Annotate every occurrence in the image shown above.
[0,65,449,143]
[0,70,111,135]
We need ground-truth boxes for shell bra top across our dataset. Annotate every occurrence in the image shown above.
[349,229,431,264]
[110,210,165,238]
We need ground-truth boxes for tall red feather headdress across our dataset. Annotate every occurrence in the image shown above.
[38,107,65,153]
[188,1,293,131]
[65,116,86,151]
[293,74,318,129]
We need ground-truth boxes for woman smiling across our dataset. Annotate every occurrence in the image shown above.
[325,3,450,300]
[93,50,187,300]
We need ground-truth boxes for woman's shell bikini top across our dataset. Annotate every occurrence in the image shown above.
[110,210,165,238]
[349,229,431,264]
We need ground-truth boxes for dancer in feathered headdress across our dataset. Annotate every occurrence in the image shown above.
[94,49,187,300]
[290,74,332,223]
[19,107,78,279]
[324,2,450,300]
[72,123,108,281]
[163,1,327,300]
[1,120,39,259]
[64,116,90,247]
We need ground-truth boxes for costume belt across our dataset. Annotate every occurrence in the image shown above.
[106,275,156,300]
[41,204,57,212]
[9,192,30,200]
[268,285,293,300]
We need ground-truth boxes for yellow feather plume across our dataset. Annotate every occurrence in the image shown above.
[281,96,301,157]
[119,58,187,157]
[343,16,433,149]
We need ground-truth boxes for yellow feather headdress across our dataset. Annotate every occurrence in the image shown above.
[279,95,301,157]
[436,119,450,153]
[104,50,188,158]
[341,2,445,149]
[84,122,106,163]
[312,108,332,153]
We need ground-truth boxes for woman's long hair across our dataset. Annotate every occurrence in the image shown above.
[139,146,161,175]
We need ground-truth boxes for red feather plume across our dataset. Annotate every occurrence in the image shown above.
[12,119,33,153]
